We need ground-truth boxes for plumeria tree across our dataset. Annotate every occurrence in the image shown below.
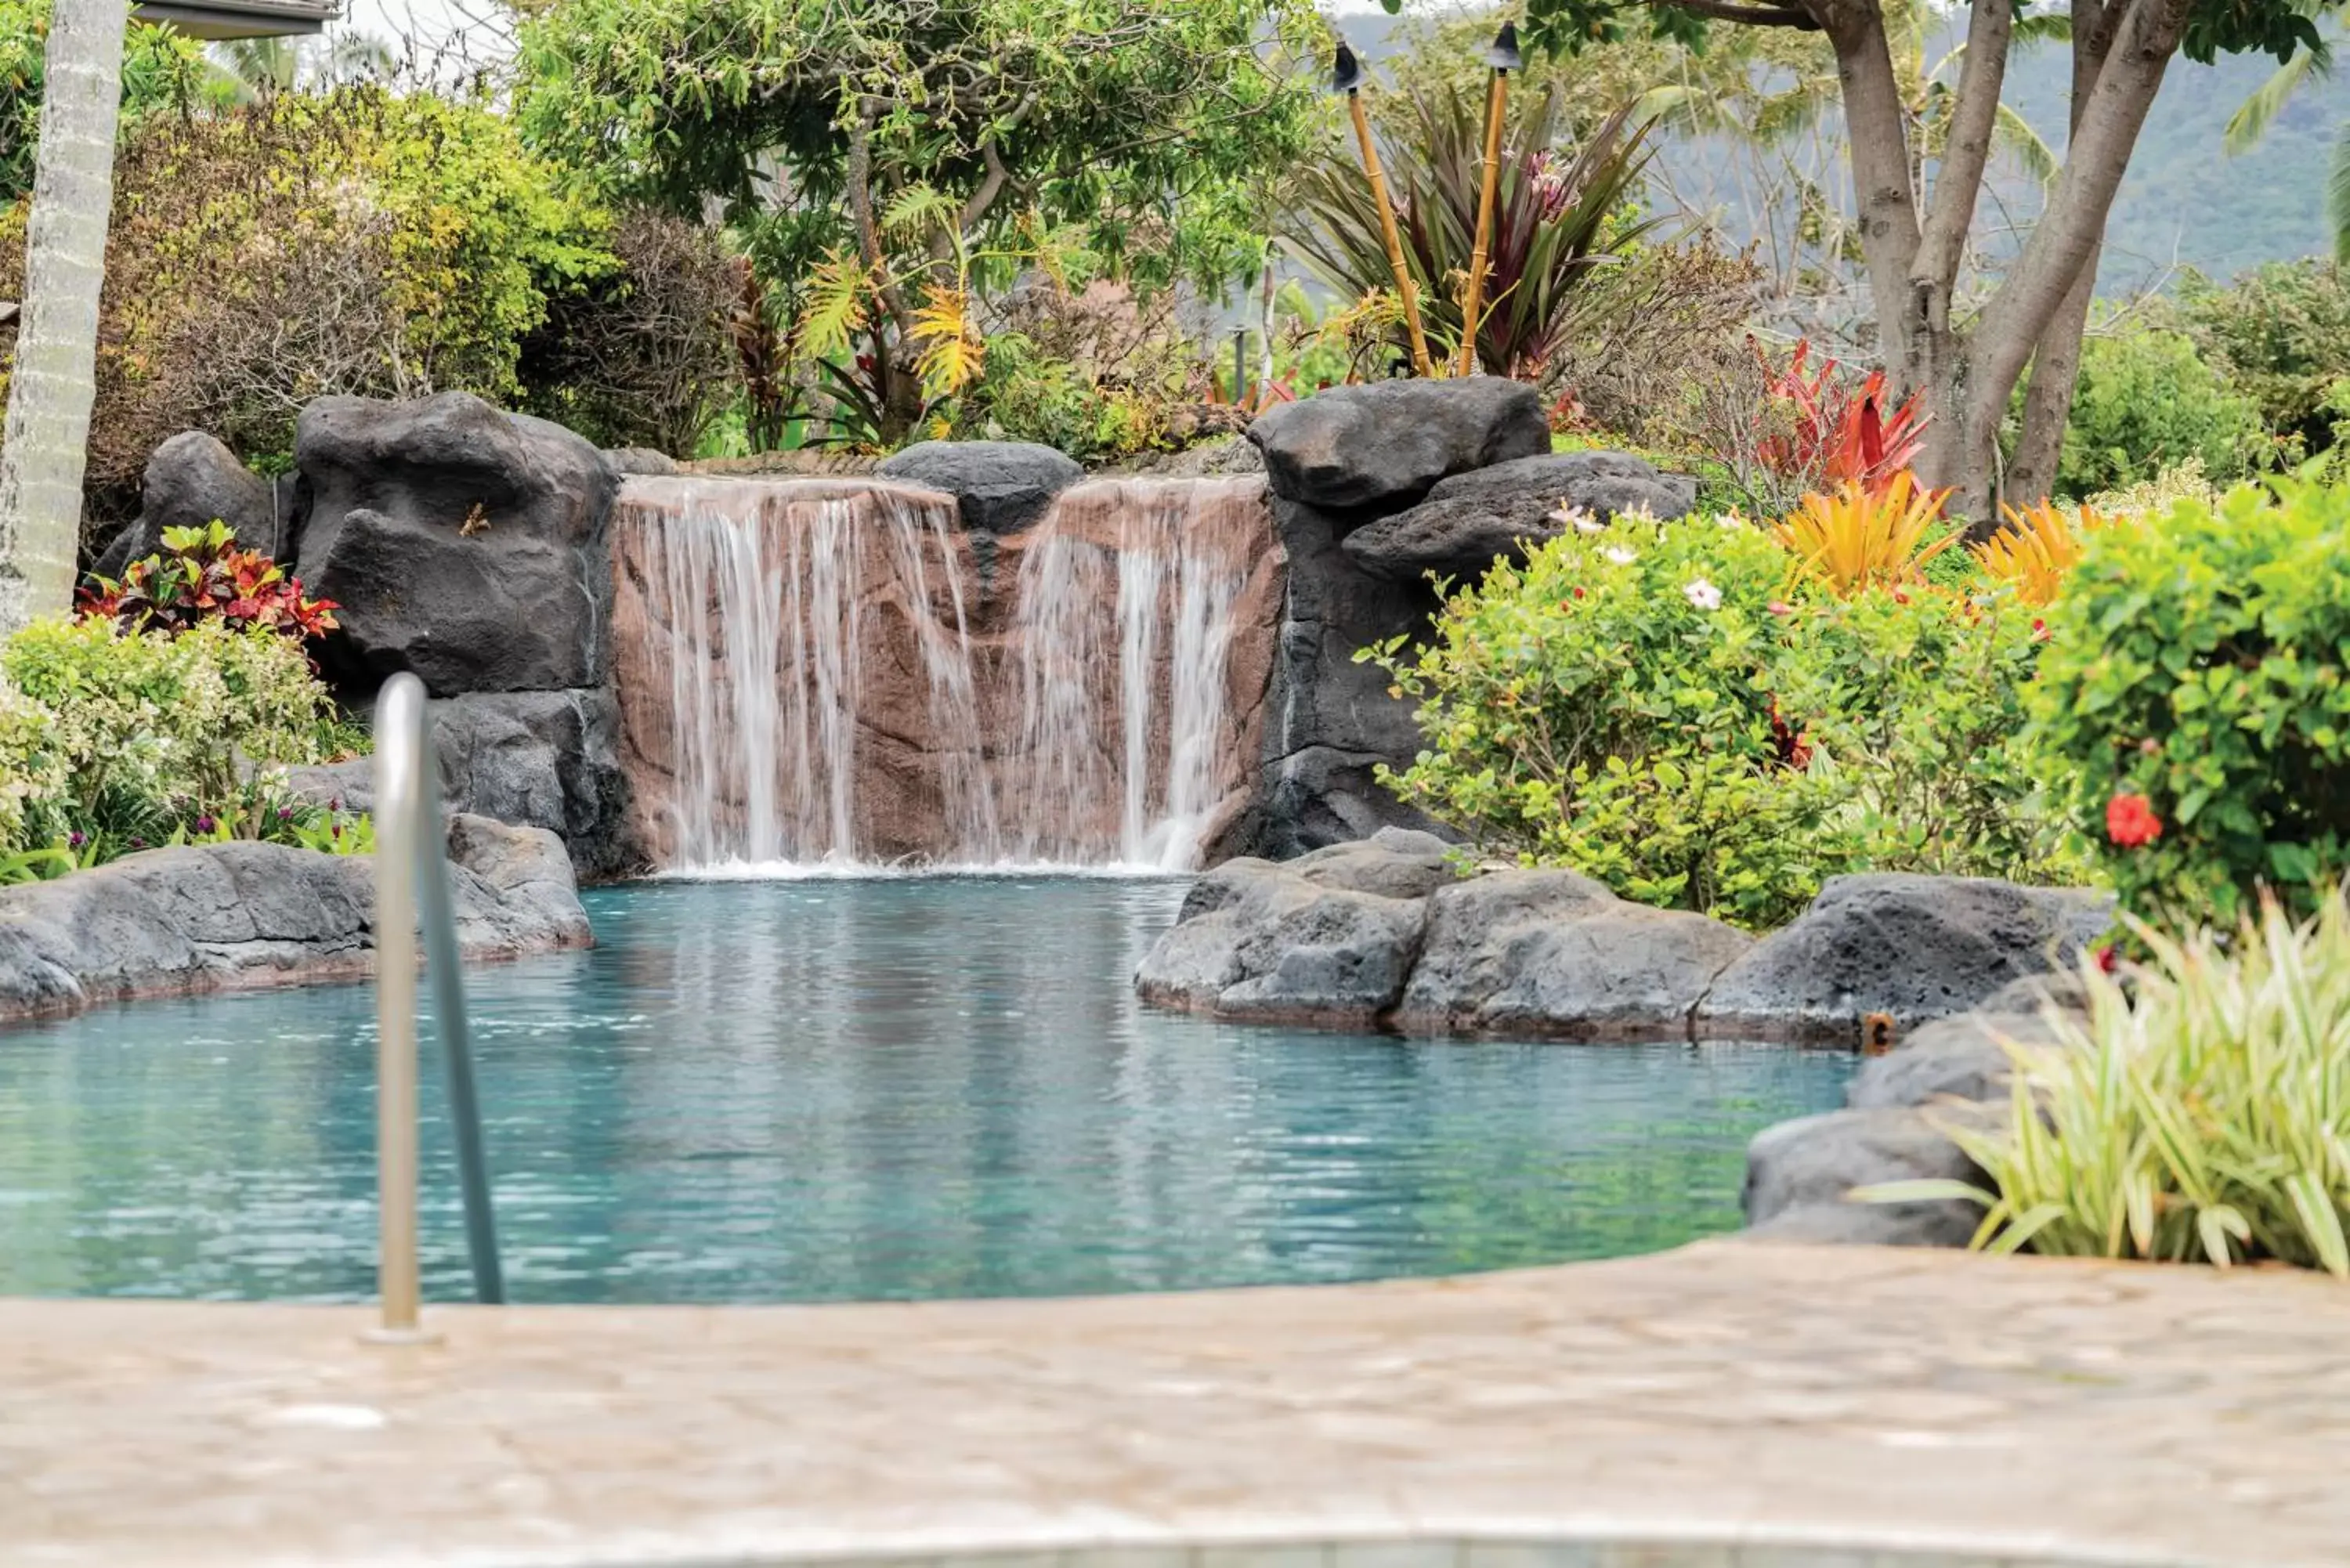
[1390,0,2341,522]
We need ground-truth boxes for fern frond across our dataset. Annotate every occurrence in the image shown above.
[795,247,877,363]
[909,283,984,399]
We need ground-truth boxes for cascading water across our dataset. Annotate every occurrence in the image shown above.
[1010,477,1265,867]
[609,471,1274,874]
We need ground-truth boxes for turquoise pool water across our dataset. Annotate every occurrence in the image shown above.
[0,878,1851,1303]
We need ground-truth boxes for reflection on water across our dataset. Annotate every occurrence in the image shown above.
[0,878,1851,1303]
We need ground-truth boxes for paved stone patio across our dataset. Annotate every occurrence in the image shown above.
[5,1242,2348,1568]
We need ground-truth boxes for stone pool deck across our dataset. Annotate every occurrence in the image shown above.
[5,1243,2347,1568]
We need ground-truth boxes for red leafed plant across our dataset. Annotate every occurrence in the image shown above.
[1752,338,1929,496]
[78,521,340,639]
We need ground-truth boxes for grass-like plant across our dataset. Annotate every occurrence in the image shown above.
[1770,471,1958,598]
[1874,894,2350,1274]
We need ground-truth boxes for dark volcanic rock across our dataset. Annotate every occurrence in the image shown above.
[1246,378,1549,511]
[1741,1104,1992,1249]
[432,690,630,880]
[877,440,1083,534]
[283,691,631,880]
[1844,1006,2075,1111]
[293,393,620,696]
[603,447,678,476]
[1395,869,1752,1040]
[1341,450,1699,583]
[93,432,285,580]
[1246,496,1452,858]
[1695,874,2113,1043]
[1134,839,1433,1025]
[0,819,591,1024]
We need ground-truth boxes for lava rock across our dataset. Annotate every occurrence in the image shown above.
[877,440,1083,534]
[1845,1005,2077,1111]
[92,432,284,580]
[431,689,630,880]
[1288,826,1459,901]
[1246,378,1549,511]
[293,392,620,697]
[1395,868,1752,1040]
[603,447,678,476]
[1340,450,1699,583]
[1135,851,1430,1025]
[1741,1104,1992,1248]
[0,822,591,1024]
[1694,874,2114,1044]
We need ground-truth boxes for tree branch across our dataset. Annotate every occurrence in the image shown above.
[1914,0,2014,291]
[1969,0,2189,426]
[1660,0,1821,29]
[1821,0,1925,381]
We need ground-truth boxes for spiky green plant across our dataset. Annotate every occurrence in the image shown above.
[1285,82,1658,380]
[1872,894,2350,1274]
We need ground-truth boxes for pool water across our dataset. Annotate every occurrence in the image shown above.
[0,878,1852,1303]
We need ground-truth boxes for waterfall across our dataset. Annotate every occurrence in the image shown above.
[611,472,1273,874]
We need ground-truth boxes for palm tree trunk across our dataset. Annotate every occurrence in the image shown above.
[0,0,129,635]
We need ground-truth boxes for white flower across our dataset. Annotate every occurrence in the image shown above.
[1717,510,1747,529]
[1603,546,1637,565]
[1683,578,1723,611]
[1547,503,1607,536]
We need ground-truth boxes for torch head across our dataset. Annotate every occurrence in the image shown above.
[1485,20,1524,71]
[1331,42,1365,96]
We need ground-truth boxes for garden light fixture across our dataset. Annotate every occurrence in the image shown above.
[1457,20,1521,378]
[1332,42,1435,378]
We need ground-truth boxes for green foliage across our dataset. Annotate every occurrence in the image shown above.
[80,522,340,638]
[0,0,226,206]
[1369,512,2073,929]
[2049,324,2269,500]
[1874,896,2350,1274]
[2176,260,2350,456]
[515,0,1321,296]
[0,619,342,853]
[2027,477,2350,929]
[0,85,615,508]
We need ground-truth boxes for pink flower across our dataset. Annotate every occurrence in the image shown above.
[2106,793,2162,849]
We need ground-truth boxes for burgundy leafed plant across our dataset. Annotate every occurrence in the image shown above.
[1753,338,1929,496]
[78,521,339,638]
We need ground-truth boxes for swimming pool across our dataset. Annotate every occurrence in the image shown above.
[0,877,1851,1302]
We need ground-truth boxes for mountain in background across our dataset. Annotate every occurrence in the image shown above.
[1336,9,2348,292]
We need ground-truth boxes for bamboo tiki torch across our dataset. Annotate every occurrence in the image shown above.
[1457,20,1521,378]
[1333,43,1435,379]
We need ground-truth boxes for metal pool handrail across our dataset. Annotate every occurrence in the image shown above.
[372,672,505,1339]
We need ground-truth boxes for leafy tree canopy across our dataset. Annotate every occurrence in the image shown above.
[0,0,228,208]
[513,0,1326,296]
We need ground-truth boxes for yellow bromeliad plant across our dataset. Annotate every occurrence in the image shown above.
[1770,471,1958,597]
[1971,498,2104,607]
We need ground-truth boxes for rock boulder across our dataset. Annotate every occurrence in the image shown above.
[0,819,591,1024]
[1395,868,1752,1039]
[1340,450,1698,583]
[92,432,285,580]
[1741,1104,1992,1249]
[1694,874,2113,1043]
[1246,378,1549,511]
[293,393,620,696]
[1135,834,1438,1025]
[877,440,1083,534]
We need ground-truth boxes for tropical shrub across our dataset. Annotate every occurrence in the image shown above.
[519,205,744,457]
[2052,323,2267,500]
[1882,896,2350,1274]
[0,619,342,853]
[0,85,614,525]
[1770,473,1957,598]
[79,522,338,638]
[2083,457,2222,523]
[0,1,226,205]
[1287,82,1654,379]
[0,676,67,858]
[1970,499,2103,608]
[2027,477,2350,927]
[1372,514,1835,927]
[2176,260,2350,458]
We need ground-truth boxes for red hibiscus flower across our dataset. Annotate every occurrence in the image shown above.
[2106,792,2162,848]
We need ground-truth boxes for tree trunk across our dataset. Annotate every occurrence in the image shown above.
[0,0,128,634]
[2006,2,2120,511]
